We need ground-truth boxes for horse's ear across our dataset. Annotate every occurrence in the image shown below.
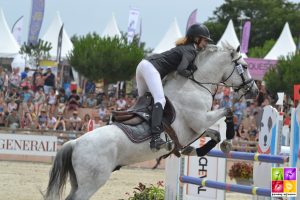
[221,41,226,48]
[236,45,240,52]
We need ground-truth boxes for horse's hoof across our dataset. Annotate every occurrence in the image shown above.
[225,108,233,117]
[165,141,173,151]
[181,146,197,156]
[220,140,232,153]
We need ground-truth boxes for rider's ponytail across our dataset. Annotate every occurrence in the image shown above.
[175,37,193,46]
[175,37,187,46]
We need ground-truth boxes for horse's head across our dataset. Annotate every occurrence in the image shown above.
[194,42,258,99]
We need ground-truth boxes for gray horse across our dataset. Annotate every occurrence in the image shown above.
[45,43,258,200]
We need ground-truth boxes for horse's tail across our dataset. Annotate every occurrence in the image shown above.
[45,141,75,200]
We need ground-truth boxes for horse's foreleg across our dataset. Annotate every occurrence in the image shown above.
[185,108,228,133]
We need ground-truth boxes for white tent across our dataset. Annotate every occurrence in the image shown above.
[264,22,296,60]
[0,8,20,58]
[42,12,79,85]
[217,20,247,57]
[101,13,121,38]
[153,18,182,53]
[217,20,240,48]
[42,12,73,60]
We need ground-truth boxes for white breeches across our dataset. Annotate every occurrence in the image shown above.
[136,59,166,108]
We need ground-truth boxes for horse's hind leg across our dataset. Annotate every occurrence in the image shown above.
[72,169,111,200]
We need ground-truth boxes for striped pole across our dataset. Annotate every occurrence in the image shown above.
[207,150,287,164]
[180,176,271,197]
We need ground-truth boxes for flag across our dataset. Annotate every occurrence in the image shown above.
[138,18,142,41]
[186,9,197,33]
[127,8,140,44]
[240,21,251,54]
[57,24,64,63]
[294,84,300,107]
[11,16,24,45]
[27,0,45,45]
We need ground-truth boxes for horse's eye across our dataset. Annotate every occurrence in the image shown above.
[243,65,248,70]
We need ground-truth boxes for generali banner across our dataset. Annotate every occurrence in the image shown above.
[245,58,277,81]
[0,133,57,156]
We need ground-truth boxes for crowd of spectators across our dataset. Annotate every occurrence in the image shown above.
[0,65,136,132]
[213,80,292,152]
[0,65,293,152]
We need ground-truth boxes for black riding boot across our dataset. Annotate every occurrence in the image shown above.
[150,103,165,151]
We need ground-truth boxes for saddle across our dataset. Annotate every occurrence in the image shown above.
[112,93,179,148]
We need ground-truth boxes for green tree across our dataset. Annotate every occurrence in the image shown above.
[69,33,146,83]
[19,39,52,66]
[247,39,275,58]
[264,53,300,98]
[205,0,300,48]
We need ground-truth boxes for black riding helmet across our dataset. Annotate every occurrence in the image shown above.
[186,23,213,42]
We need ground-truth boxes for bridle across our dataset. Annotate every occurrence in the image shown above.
[222,55,255,94]
[188,54,255,99]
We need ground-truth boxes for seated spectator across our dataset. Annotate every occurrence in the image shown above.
[21,86,34,103]
[125,95,136,108]
[233,98,246,129]
[21,67,30,80]
[93,115,104,129]
[68,110,82,131]
[98,104,107,121]
[8,68,21,89]
[86,93,97,108]
[53,112,66,131]
[95,88,105,105]
[20,76,32,89]
[7,99,17,113]
[67,90,80,111]
[212,99,220,110]
[116,96,127,111]
[81,114,91,132]
[85,80,96,94]
[33,87,46,115]
[43,68,55,95]
[57,103,66,115]
[5,87,21,105]
[0,98,6,127]
[220,95,232,108]
[233,124,249,152]
[0,65,8,92]
[47,113,57,130]
[57,88,68,104]
[37,109,48,130]
[26,99,36,121]
[20,102,34,129]
[47,88,57,115]
[241,110,256,131]
[33,68,44,92]
[5,108,20,128]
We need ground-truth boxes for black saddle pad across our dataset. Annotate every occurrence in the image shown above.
[112,92,176,143]
[113,121,151,143]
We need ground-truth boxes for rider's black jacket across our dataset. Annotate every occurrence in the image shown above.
[145,43,199,79]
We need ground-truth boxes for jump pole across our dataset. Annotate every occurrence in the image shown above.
[180,176,271,197]
[207,149,288,164]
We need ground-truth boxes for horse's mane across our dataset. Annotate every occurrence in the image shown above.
[201,42,236,55]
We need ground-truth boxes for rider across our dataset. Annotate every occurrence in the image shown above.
[135,23,212,151]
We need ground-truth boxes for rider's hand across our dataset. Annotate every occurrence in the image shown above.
[180,70,193,78]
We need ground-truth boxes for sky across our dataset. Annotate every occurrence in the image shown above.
[1,0,300,49]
